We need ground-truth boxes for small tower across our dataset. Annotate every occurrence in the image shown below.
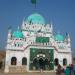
[65,33,71,48]
[67,33,71,42]
[7,26,12,40]
[21,19,25,29]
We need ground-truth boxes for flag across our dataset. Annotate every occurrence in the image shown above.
[31,0,36,4]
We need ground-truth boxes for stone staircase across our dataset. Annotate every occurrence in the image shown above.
[9,66,27,73]
[8,66,56,75]
[0,72,56,75]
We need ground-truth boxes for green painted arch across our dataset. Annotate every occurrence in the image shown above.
[54,34,64,42]
[12,30,24,38]
[25,13,45,24]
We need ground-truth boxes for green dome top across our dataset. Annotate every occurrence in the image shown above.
[25,13,45,24]
[12,30,24,38]
[54,34,64,42]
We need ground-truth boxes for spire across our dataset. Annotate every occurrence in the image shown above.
[23,18,25,25]
[8,26,12,33]
[50,22,53,33]
[21,18,25,29]
[65,33,71,44]
[67,33,70,42]
[8,26,12,39]
[66,33,70,39]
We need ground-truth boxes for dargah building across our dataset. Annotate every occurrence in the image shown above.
[5,13,72,73]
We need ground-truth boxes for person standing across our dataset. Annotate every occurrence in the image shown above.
[64,66,70,75]
[56,64,62,75]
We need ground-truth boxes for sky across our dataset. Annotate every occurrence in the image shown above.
[0,0,75,55]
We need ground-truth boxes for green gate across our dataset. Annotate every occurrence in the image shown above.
[29,48,54,70]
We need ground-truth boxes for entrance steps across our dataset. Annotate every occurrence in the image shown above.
[8,66,56,74]
[9,66,27,73]
[1,72,56,75]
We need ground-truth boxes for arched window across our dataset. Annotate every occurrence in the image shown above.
[22,57,27,65]
[11,57,17,65]
[54,58,59,66]
[63,58,67,65]
[44,58,48,65]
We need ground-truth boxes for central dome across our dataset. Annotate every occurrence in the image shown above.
[25,13,45,24]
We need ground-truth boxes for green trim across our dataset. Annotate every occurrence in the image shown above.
[36,37,49,43]
[29,48,54,70]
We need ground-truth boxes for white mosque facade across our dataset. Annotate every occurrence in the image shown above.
[5,13,72,73]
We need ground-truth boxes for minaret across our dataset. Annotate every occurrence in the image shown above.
[65,33,70,43]
[21,19,25,30]
[7,27,12,40]
[7,27,12,48]
[67,33,71,42]
[65,33,71,48]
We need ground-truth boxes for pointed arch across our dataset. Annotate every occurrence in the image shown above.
[63,58,67,65]
[11,57,17,65]
[22,57,27,65]
[54,58,59,66]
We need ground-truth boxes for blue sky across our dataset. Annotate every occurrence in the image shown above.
[0,0,75,55]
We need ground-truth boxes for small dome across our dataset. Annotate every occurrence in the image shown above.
[12,30,24,38]
[25,13,45,24]
[54,34,64,42]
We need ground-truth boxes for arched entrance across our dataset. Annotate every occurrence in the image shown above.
[33,57,49,70]
[33,58,38,70]
[39,58,44,70]
[11,57,17,65]
[63,58,67,65]
[54,58,59,66]
[30,48,54,70]
[22,57,27,65]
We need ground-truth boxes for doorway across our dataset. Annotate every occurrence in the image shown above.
[39,58,44,70]
[33,57,49,70]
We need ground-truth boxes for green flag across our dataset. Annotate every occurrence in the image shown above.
[31,0,36,4]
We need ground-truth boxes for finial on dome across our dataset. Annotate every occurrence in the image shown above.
[8,26,12,33]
